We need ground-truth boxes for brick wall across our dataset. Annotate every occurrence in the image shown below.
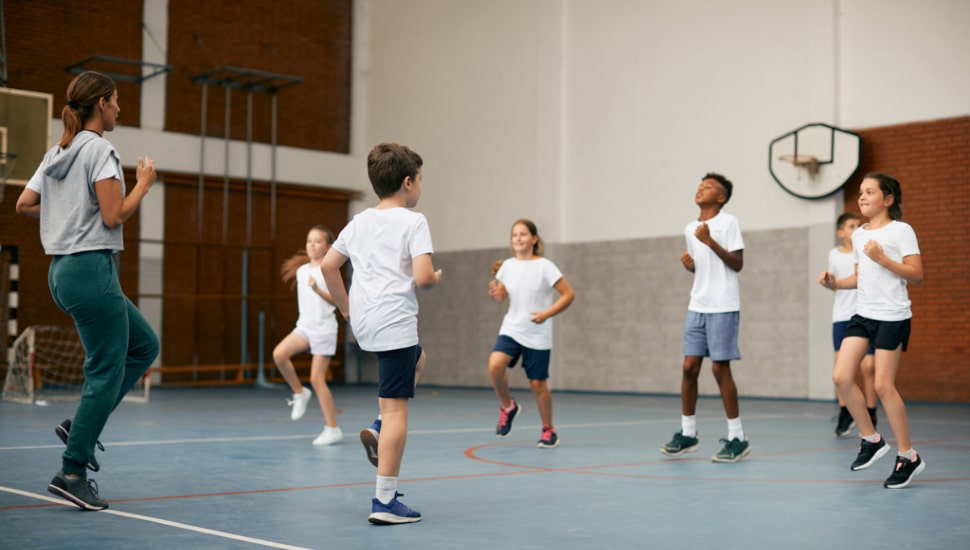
[4,1,144,128]
[164,0,352,152]
[846,116,970,402]
[4,0,351,153]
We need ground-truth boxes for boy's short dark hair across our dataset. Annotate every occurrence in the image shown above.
[704,172,733,205]
[367,143,423,198]
[836,212,860,229]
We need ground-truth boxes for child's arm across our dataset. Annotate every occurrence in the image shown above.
[863,240,923,284]
[694,222,743,271]
[413,253,442,290]
[321,249,350,320]
[531,277,575,324]
[819,269,858,290]
[308,273,337,306]
[488,279,507,301]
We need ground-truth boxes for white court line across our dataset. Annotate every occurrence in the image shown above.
[0,485,312,550]
[0,414,789,451]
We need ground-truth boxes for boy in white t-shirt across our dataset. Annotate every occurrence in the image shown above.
[322,143,442,524]
[660,173,750,463]
[817,213,877,437]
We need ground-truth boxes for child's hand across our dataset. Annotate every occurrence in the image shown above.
[818,271,836,290]
[680,251,695,271]
[694,222,712,245]
[491,260,504,276]
[531,311,548,324]
[433,269,443,284]
[308,277,318,290]
[863,240,885,263]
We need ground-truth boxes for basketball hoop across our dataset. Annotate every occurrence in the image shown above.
[778,153,819,177]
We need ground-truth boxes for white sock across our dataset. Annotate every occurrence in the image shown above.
[863,433,881,443]
[681,415,697,438]
[727,417,744,441]
[899,448,917,461]
[375,475,397,504]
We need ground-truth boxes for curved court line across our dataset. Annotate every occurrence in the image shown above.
[0,486,312,550]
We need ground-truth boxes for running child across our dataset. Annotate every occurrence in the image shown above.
[488,219,575,448]
[820,173,925,488]
[274,225,343,445]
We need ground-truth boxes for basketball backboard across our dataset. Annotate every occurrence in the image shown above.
[0,88,53,186]
[768,123,861,200]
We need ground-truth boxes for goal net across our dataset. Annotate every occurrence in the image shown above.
[3,325,149,404]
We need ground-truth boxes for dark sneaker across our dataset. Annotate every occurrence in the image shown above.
[660,431,700,457]
[712,438,751,463]
[360,417,381,468]
[496,399,520,437]
[850,436,890,471]
[368,492,421,524]
[835,408,855,437]
[47,471,108,511]
[55,419,103,472]
[537,426,559,449]
[884,453,925,489]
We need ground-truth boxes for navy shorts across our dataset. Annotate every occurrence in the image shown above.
[844,315,910,352]
[833,321,874,354]
[492,335,550,381]
[683,311,741,362]
[376,344,422,398]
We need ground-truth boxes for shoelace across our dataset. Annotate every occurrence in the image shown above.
[541,428,555,441]
[498,405,513,426]
[85,478,102,498]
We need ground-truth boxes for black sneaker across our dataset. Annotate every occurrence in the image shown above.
[47,471,108,511]
[496,399,520,437]
[850,437,891,471]
[835,408,855,437]
[55,419,103,472]
[660,431,700,457]
[884,453,926,489]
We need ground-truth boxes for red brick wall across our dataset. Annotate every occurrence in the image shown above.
[845,116,970,403]
[164,0,352,152]
[4,0,351,153]
[4,1,144,129]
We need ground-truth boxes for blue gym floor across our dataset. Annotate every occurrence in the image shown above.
[2,385,968,549]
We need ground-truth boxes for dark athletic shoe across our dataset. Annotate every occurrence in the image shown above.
[47,470,108,511]
[883,453,925,489]
[850,437,890,471]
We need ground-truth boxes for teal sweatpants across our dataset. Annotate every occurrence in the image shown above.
[48,250,159,475]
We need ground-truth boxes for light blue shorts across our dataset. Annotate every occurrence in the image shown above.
[683,311,741,361]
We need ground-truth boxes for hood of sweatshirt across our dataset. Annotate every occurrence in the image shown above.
[43,131,101,180]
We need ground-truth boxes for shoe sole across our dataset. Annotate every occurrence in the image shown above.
[711,446,751,463]
[660,443,700,457]
[368,512,421,524]
[55,423,101,472]
[47,483,108,511]
[312,435,343,446]
[884,460,926,489]
[851,442,891,471]
[537,440,559,449]
[360,429,379,467]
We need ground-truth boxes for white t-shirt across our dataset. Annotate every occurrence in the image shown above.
[495,257,564,350]
[828,247,858,323]
[852,220,920,321]
[685,211,744,313]
[331,207,434,352]
[294,263,338,335]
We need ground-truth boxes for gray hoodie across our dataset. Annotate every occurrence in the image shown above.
[27,131,125,255]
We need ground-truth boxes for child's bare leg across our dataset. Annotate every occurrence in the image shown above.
[860,353,877,409]
[833,337,874,435]
[874,347,911,450]
[488,352,514,408]
[530,378,553,427]
[712,361,739,419]
[273,333,309,394]
[376,397,408,477]
[681,356,703,416]
[309,355,337,427]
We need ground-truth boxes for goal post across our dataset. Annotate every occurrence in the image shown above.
[2,325,150,404]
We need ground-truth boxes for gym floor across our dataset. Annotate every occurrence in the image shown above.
[2,385,968,549]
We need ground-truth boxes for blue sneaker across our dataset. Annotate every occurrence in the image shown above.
[360,417,381,468]
[368,492,421,524]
